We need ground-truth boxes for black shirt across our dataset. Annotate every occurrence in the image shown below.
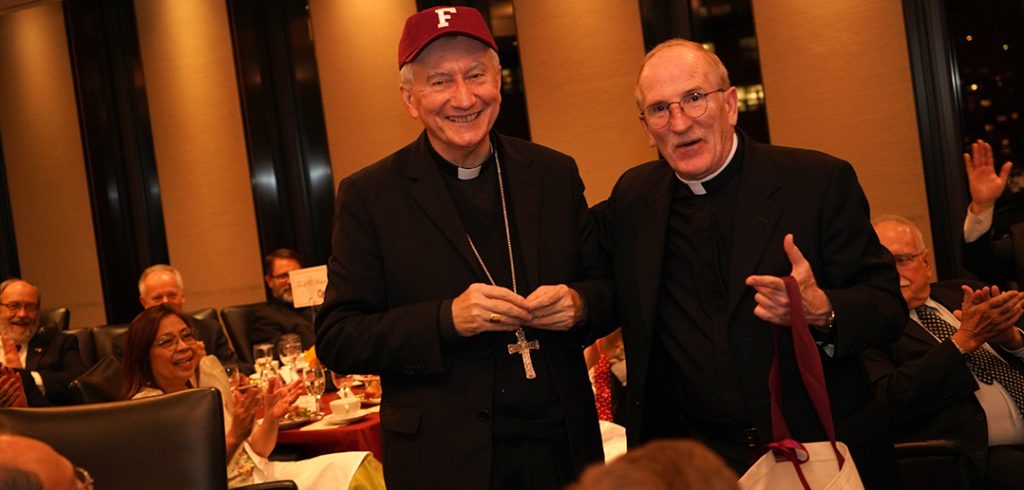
[655,136,752,427]
[432,142,567,441]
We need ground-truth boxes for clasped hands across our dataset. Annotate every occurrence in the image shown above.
[951,285,1024,353]
[452,283,583,337]
[746,234,834,329]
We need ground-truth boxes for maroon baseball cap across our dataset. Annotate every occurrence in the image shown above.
[398,6,498,68]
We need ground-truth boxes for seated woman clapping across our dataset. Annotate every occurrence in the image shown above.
[122,305,383,489]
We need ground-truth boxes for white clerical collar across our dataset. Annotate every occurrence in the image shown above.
[675,131,739,195]
[457,165,482,180]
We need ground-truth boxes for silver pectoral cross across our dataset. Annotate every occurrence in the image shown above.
[507,328,540,379]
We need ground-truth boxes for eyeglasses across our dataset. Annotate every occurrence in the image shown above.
[268,272,290,281]
[893,251,926,267]
[152,328,197,351]
[73,465,94,490]
[0,302,38,313]
[640,89,727,128]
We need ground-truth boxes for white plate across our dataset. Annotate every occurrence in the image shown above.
[323,409,370,426]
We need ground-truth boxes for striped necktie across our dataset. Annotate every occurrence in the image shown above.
[916,305,1024,415]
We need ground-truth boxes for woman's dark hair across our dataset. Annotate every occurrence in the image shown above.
[121,305,194,398]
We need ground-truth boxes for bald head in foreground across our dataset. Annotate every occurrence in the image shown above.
[0,434,89,489]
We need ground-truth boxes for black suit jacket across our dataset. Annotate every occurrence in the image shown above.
[963,221,1024,289]
[18,329,86,406]
[249,299,315,349]
[315,132,613,489]
[601,131,905,486]
[863,279,1024,480]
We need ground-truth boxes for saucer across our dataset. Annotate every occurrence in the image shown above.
[323,409,370,426]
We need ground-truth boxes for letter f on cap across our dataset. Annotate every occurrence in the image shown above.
[435,7,457,27]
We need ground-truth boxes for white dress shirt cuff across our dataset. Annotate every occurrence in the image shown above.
[30,371,45,394]
[964,205,994,243]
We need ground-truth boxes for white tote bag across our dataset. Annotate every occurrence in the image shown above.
[738,276,865,490]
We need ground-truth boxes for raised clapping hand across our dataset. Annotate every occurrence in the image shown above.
[265,377,304,420]
[952,285,1024,353]
[965,139,1013,215]
[228,385,261,441]
[452,283,532,337]
[745,234,834,328]
[0,366,28,407]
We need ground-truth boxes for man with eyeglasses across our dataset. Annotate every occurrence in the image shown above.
[0,279,85,406]
[315,6,612,488]
[136,264,240,367]
[597,39,904,485]
[250,248,315,349]
[866,215,1024,488]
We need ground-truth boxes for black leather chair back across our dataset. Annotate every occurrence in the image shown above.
[91,324,128,361]
[70,355,125,404]
[0,388,227,490]
[65,328,96,368]
[220,303,263,365]
[894,440,976,489]
[38,307,70,331]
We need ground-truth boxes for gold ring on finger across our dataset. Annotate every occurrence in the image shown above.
[488,313,503,323]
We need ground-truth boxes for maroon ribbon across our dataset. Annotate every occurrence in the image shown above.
[764,276,844,487]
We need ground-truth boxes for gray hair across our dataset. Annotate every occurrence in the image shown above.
[872,214,926,251]
[0,278,40,307]
[399,37,500,88]
[634,38,731,109]
[137,264,184,297]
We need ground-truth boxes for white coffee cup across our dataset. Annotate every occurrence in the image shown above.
[330,396,360,417]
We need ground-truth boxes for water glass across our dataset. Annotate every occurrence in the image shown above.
[303,366,326,416]
[277,334,303,381]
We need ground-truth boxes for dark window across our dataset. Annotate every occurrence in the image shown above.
[638,0,770,143]
[946,0,1024,231]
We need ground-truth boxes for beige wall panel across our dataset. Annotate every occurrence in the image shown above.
[0,4,106,325]
[135,0,264,309]
[513,0,656,204]
[753,0,932,252]
[309,0,422,184]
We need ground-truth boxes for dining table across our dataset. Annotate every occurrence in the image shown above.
[276,391,383,461]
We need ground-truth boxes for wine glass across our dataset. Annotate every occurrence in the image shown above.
[302,366,326,416]
[252,343,274,385]
[277,334,303,382]
[331,371,354,398]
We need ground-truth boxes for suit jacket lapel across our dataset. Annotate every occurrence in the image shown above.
[726,137,782,316]
[405,133,484,276]
[499,135,541,292]
[636,165,674,332]
[25,332,45,371]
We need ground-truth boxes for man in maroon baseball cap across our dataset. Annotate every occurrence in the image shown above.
[316,5,612,489]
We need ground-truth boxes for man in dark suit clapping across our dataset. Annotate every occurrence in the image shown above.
[0,278,84,406]
[866,215,1024,489]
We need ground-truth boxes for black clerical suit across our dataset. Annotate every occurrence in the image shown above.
[17,329,85,406]
[315,132,613,489]
[863,279,1024,487]
[600,131,905,487]
[250,299,315,349]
